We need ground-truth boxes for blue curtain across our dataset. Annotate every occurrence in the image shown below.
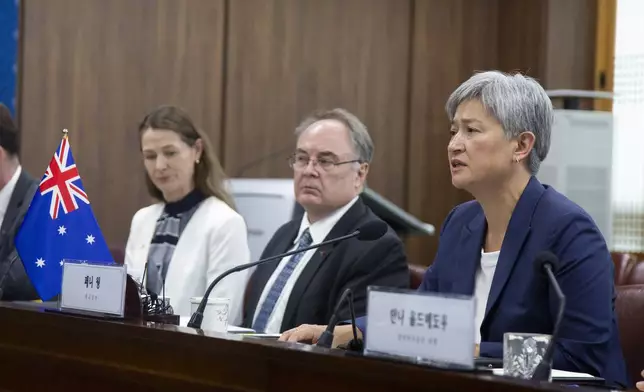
[0,0,19,116]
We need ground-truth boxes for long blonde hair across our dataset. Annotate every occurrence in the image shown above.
[138,105,235,209]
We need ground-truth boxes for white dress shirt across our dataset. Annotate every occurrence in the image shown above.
[0,165,22,228]
[474,248,499,344]
[253,196,359,334]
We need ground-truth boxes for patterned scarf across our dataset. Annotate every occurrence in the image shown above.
[145,189,205,295]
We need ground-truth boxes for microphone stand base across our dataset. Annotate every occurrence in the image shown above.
[315,330,334,348]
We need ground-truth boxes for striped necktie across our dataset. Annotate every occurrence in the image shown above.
[252,229,313,332]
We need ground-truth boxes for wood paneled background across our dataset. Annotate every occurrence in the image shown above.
[17,0,598,266]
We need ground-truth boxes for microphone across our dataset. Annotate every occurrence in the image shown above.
[187,220,388,329]
[161,265,166,309]
[531,251,566,382]
[138,261,149,298]
[141,262,178,324]
[316,288,362,350]
[147,265,171,314]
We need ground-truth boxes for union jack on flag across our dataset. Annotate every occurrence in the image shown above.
[15,132,114,300]
[39,136,89,219]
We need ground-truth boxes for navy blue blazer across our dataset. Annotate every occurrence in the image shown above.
[357,177,628,387]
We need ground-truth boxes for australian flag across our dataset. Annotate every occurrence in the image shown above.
[15,133,114,300]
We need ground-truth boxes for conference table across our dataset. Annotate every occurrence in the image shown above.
[0,301,612,392]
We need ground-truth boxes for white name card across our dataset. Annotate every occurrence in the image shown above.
[60,261,127,317]
[364,287,476,369]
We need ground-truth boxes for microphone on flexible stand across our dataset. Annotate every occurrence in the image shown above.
[345,303,364,351]
[531,251,566,382]
[138,261,149,298]
[187,220,389,329]
[139,261,156,313]
[316,288,363,350]
[161,266,168,311]
[142,263,178,325]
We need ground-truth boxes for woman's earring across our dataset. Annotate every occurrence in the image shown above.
[514,157,520,163]
[196,159,200,164]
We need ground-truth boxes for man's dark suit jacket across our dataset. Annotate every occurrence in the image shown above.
[0,168,39,301]
[243,198,410,332]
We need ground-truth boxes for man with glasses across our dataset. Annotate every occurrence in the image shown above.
[242,108,410,334]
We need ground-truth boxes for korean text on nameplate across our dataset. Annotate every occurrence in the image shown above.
[364,287,475,368]
[60,262,127,316]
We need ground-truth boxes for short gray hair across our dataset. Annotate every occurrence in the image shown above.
[294,108,374,163]
[445,71,554,175]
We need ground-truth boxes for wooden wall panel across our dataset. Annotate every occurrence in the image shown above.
[223,0,412,208]
[497,0,597,90]
[405,0,500,265]
[19,0,226,249]
[18,0,599,267]
[544,0,597,90]
[593,0,616,111]
[497,0,549,81]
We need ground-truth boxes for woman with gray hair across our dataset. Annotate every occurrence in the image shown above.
[279,71,629,388]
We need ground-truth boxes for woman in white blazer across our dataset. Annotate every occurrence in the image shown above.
[125,105,250,326]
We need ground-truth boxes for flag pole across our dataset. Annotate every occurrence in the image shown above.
[62,128,68,139]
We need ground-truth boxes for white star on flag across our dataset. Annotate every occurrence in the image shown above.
[36,258,45,268]
[86,234,95,244]
[59,260,64,266]
[58,225,66,235]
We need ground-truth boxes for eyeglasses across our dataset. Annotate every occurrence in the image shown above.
[288,154,362,172]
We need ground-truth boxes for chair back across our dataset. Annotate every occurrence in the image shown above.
[611,252,644,285]
[625,259,644,285]
[615,284,644,386]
